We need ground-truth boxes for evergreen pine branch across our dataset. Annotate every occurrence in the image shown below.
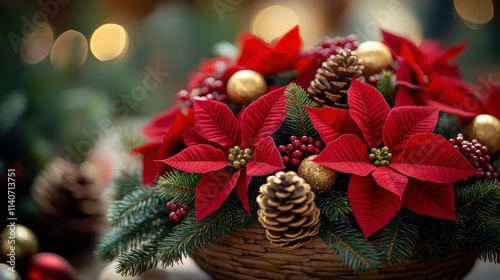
[428,220,468,253]
[317,191,351,223]
[95,218,171,262]
[455,180,499,221]
[373,209,418,267]
[320,221,381,274]
[156,194,253,267]
[107,187,164,227]
[156,170,200,207]
[416,227,448,262]
[115,123,146,152]
[115,225,173,276]
[284,83,319,139]
[113,168,143,200]
[467,237,500,263]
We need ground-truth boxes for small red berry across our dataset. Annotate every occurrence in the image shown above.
[286,144,293,151]
[278,145,287,153]
[306,144,315,153]
[314,148,321,154]
[300,136,309,144]
[299,145,307,152]
[293,140,301,148]
[169,212,181,223]
[283,156,291,165]
[291,158,300,166]
[292,150,303,159]
[179,208,188,217]
[314,141,323,149]
[290,135,298,142]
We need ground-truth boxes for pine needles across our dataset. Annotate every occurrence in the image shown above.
[156,170,199,207]
[284,83,319,139]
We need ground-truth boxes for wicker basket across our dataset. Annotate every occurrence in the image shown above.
[193,226,476,280]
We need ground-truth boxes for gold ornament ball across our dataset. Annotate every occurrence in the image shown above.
[465,114,500,154]
[226,70,267,105]
[297,155,337,195]
[1,224,39,264]
[355,41,393,77]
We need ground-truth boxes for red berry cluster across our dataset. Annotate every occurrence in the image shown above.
[177,76,226,107]
[449,133,499,181]
[278,135,323,167]
[306,35,359,66]
[166,202,188,223]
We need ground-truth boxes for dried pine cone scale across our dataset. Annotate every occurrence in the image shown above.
[257,171,320,249]
[307,50,365,108]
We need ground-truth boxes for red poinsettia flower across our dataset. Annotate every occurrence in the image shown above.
[221,26,304,83]
[306,79,477,238]
[382,30,482,117]
[132,108,194,185]
[162,87,287,221]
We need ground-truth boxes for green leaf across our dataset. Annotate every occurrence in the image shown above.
[156,170,200,207]
[284,83,319,139]
[320,221,380,274]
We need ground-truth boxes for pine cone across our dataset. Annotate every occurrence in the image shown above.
[307,50,365,108]
[257,171,320,249]
[32,157,108,250]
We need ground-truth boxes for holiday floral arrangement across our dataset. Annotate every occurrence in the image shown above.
[96,26,500,278]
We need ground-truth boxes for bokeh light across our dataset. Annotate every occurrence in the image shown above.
[454,0,494,28]
[251,5,300,43]
[20,24,54,65]
[50,30,88,69]
[90,24,128,61]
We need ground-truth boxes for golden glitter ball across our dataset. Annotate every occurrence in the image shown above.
[297,155,337,195]
[465,114,500,154]
[1,224,39,264]
[226,70,267,105]
[355,41,393,77]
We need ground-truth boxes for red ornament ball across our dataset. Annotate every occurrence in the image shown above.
[27,253,76,280]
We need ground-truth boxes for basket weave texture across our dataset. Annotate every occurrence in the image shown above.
[193,226,476,280]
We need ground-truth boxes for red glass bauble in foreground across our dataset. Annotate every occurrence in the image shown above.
[27,253,76,280]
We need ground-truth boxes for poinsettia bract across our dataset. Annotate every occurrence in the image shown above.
[162,87,287,221]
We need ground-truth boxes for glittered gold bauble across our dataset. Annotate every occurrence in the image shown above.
[27,253,76,280]
[465,114,500,154]
[355,41,393,77]
[0,224,39,264]
[0,264,21,280]
[226,70,267,105]
[297,155,337,195]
